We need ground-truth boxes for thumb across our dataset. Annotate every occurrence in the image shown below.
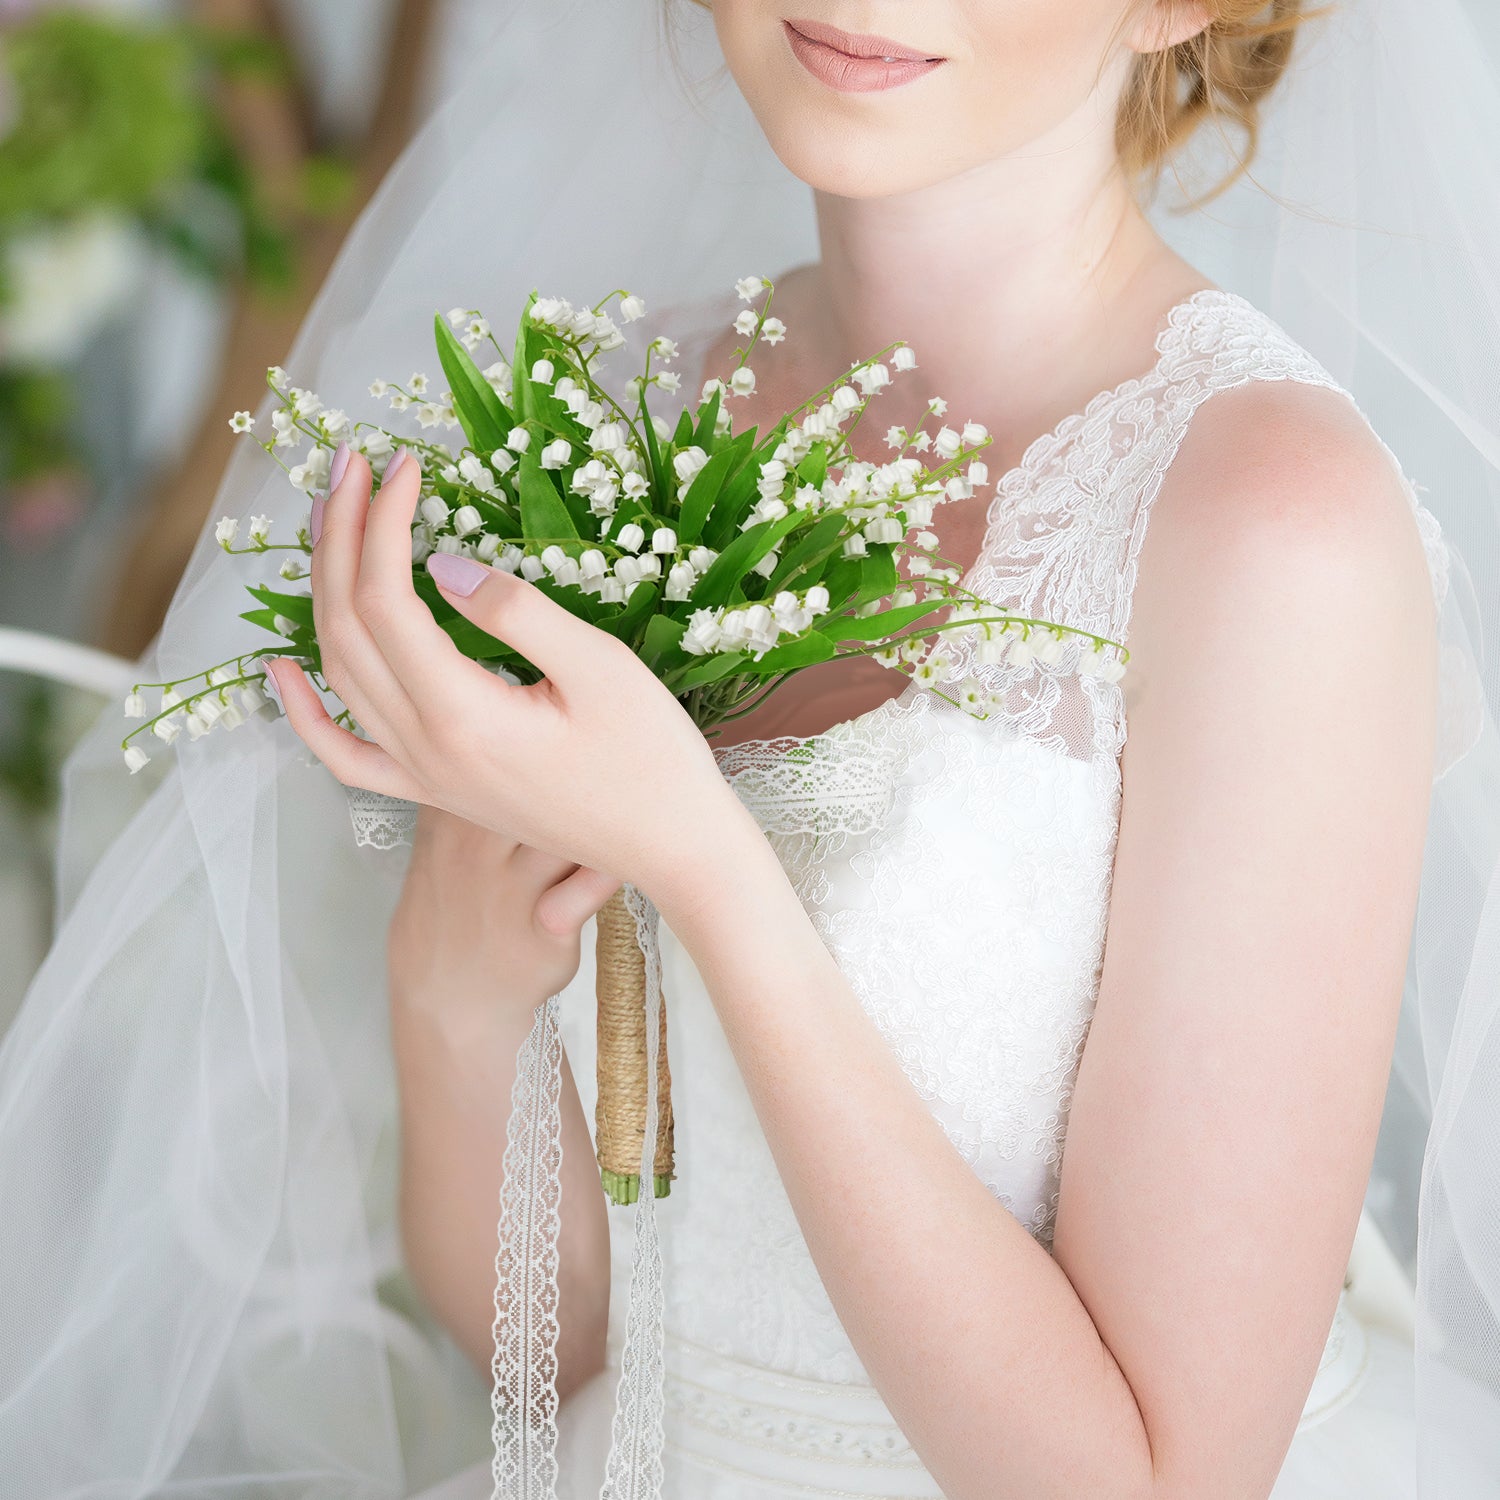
[535,864,624,938]
[424,551,600,682]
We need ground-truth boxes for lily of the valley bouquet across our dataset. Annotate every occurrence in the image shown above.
[119,275,1128,1203]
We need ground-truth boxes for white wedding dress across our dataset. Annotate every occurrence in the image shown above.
[413,287,1450,1500]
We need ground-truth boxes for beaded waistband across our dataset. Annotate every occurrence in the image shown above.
[656,1292,1368,1496]
[661,1332,943,1498]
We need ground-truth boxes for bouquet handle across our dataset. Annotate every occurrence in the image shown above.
[594,885,675,1204]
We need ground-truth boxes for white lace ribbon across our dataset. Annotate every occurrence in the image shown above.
[346,786,419,849]
[491,991,566,1499]
[342,767,884,1500]
[487,885,667,1500]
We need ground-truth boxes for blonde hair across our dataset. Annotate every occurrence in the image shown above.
[1115,0,1328,205]
[672,0,1326,207]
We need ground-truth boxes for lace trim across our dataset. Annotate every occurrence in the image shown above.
[492,994,565,1497]
[1296,1291,1372,1431]
[346,785,418,848]
[703,288,1455,779]
[664,1443,943,1500]
[665,1376,920,1469]
[712,715,909,837]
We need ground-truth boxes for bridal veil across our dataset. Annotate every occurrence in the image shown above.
[1,0,1497,1494]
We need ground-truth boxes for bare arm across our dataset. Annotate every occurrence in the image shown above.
[387,805,620,1399]
[653,382,1439,1500]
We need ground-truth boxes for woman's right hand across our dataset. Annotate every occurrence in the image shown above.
[386,801,620,1392]
[388,802,624,1022]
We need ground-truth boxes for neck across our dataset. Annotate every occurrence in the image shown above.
[801,94,1187,468]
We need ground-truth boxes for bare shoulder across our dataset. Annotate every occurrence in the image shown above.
[1056,383,1440,1495]
[1130,377,1437,668]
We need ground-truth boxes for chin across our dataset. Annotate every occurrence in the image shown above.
[756,99,968,199]
[726,54,974,199]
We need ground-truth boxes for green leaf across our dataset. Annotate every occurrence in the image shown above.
[666,650,751,692]
[602,493,655,544]
[818,556,863,614]
[702,432,765,550]
[238,606,286,637]
[434,314,512,452]
[855,544,899,602]
[641,612,685,669]
[763,512,848,593]
[748,414,792,467]
[675,445,738,543]
[639,389,666,508]
[245,584,314,627]
[517,446,579,545]
[740,631,837,672]
[823,598,948,643]
[511,299,534,420]
[692,387,722,448]
[689,509,806,608]
[671,407,696,447]
[795,441,828,489]
[598,579,660,644]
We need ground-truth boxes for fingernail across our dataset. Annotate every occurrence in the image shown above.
[426,550,493,596]
[262,660,286,713]
[328,440,351,494]
[384,446,409,483]
[310,493,326,546]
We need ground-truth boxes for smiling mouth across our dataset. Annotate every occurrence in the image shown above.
[782,17,946,93]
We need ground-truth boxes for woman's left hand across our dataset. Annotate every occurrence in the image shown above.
[265,442,744,909]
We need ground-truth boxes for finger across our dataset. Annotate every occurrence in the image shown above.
[355,447,491,712]
[267,657,427,802]
[423,552,615,692]
[310,443,421,751]
[510,841,582,889]
[534,863,623,938]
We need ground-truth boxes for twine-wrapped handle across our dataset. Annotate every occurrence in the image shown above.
[594,885,674,1204]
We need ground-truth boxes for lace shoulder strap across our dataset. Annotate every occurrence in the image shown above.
[1092,290,1453,760]
[959,291,1350,761]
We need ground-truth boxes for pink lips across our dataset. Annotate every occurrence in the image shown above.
[782,17,945,94]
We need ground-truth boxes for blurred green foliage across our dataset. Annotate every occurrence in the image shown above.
[0,12,350,300]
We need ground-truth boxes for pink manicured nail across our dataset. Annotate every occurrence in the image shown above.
[384,446,409,483]
[328,440,352,494]
[262,660,286,712]
[310,494,326,546]
[426,550,492,596]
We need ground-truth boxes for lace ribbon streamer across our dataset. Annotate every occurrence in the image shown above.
[485,885,668,1500]
[344,760,889,1500]
[492,993,566,1499]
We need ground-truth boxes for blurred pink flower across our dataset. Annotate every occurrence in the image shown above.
[3,469,88,552]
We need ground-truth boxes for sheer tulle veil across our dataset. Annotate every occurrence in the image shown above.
[1,0,1496,1494]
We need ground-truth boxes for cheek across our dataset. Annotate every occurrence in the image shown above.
[962,0,1127,131]
[713,0,1130,198]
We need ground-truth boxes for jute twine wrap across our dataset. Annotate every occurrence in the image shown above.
[594,885,675,1202]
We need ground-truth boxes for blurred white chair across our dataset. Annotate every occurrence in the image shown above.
[0,629,138,1033]
[0,627,137,699]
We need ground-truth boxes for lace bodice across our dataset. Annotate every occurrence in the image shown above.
[550,289,1451,1495]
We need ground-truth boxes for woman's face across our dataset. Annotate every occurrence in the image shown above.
[711,1,1156,199]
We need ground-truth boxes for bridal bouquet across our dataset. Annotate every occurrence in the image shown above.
[118,276,1128,1202]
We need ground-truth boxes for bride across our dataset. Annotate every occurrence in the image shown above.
[263,1,1446,1497]
[1,0,1496,1497]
